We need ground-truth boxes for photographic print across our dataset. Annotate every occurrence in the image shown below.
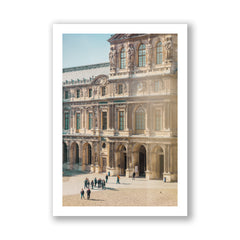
[53,24,187,216]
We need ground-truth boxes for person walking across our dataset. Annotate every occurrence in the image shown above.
[105,174,108,183]
[102,180,105,190]
[94,177,97,187]
[91,180,94,189]
[87,188,91,200]
[132,172,135,181]
[80,188,85,200]
[116,175,120,184]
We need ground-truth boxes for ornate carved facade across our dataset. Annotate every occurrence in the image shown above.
[62,34,178,182]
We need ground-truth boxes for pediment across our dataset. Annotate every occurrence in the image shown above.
[92,75,109,85]
[108,34,144,43]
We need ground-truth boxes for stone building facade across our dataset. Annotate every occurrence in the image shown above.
[62,34,178,182]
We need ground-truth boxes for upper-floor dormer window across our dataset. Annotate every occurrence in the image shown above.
[118,84,123,94]
[102,86,106,96]
[156,42,163,64]
[138,44,146,67]
[120,48,126,69]
[65,90,69,99]
[89,88,92,97]
[77,89,80,98]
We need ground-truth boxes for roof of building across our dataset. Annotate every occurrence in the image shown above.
[62,62,110,84]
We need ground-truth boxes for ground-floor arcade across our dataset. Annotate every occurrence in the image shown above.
[62,136,177,182]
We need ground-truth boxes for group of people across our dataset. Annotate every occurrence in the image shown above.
[80,174,109,200]
[80,172,136,200]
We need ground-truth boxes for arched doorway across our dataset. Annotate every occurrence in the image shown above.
[87,144,92,164]
[70,142,79,166]
[63,142,67,164]
[151,146,164,179]
[139,145,146,177]
[83,143,92,167]
[120,145,127,175]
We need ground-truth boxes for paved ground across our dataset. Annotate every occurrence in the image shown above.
[62,171,177,206]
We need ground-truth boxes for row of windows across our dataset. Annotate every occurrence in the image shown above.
[120,42,163,69]
[64,110,162,131]
[64,79,163,100]
[64,84,124,99]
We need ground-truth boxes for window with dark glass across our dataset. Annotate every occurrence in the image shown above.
[77,89,80,98]
[155,111,161,130]
[76,113,81,130]
[102,86,106,96]
[89,88,92,97]
[120,48,126,69]
[119,111,124,130]
[88,113,92,129]
[156,42,163,64]
[138,44,146,67]
[118,84,123,94]
[65,91,69,99]
[102,112,107,130]
[64,112,69,130]
[135,108,145,130]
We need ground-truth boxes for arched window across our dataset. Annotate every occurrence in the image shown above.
[138,44,146,67]
[135,107,145,132]
[120,48,126,69]
[156,42,163,64]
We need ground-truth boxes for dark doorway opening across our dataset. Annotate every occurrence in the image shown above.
[88,144,92,164]
[160,155,164,180]
[139,145,146,177]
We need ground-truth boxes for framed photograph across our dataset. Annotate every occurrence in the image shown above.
[53,24,188,216]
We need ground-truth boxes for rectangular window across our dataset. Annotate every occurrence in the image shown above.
[102,112,107,130]
[154,80,160,92]
[102,86,106,96]
[155,111,161,130]
[89,89,92,97]
[64,112,69,130]
[119,111,124,130]
[136,112,145,130]
[118,84,123,94]
[88,113,92,129]
[77,89,80,98]
[65,91,69,99]
[76,113,81,130]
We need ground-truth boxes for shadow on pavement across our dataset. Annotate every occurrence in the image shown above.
[89,199,104,201]
[105,187,119,191]
[63,170,90,177]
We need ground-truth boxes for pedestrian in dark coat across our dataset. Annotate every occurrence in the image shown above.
[132,172,136,180]
[91,180,94,189]
[105,174,108,183]
[94,177,97,187]
[80,188,85,200]
[87,188,91,200]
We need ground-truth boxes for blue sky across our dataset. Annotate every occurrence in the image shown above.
[63,34,112,68]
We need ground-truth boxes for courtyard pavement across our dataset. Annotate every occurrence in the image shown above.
[62,171,178,206]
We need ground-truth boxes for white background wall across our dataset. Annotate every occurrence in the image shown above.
[0,0,240,239]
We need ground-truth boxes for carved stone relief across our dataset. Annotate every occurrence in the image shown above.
[127,44,135,69]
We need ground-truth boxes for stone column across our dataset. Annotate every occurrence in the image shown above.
[145,144,152,180]
[125,106,128,130]
[78,141,83,170]
[107,105,110,130]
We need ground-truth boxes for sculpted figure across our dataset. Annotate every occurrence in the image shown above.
[164,38,173,59]
[147,41,152,66]
[109,47,117,68]
[127,44,135,68]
